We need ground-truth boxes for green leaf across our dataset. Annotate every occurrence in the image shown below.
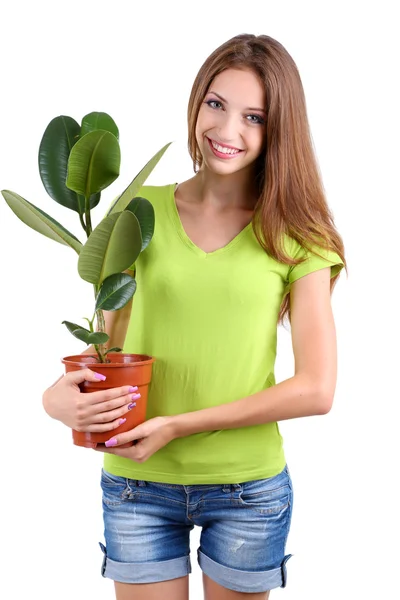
[105,347,122,354]
[62,320,87,334]
[38,115,85,213]
[95,273,137,311]
[87,331,109,344]
[2,190,82,254]
[62,320,109,344]
[78,210,142,284]
[70,328,91,343]
[77,192,101,211]
[107,142,171,215]
[89,192,101,209]
[66,130,120,198]
[125,196,155,250]
[80,112,119,140]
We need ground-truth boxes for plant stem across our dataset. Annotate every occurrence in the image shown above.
[96,307,106,333]
[93,344,103,363]
[85,197,104,364]
[95,307,108,363]
[92,284,107,363]
[85,198,92,237]
[79,212,86,233]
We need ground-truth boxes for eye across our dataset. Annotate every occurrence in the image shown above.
[246,114,265,125]
[205,99,223,110]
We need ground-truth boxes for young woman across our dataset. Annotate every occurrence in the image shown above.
[43,33,346,600]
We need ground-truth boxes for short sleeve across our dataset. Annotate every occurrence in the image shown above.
[286,239,344,287]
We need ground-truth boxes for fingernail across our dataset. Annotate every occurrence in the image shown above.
[119,418,126,425]
[131,393,141,401]
[129,386,138,392]
[128,402,136,410]
[105,438,118,447]
[94,372,106,381]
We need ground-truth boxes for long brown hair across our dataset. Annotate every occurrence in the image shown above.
[187,34,346,323]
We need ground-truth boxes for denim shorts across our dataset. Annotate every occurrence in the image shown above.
[99,465,293,594]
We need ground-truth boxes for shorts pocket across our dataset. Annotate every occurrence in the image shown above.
[236,470,292,515]
[101,469,128,506]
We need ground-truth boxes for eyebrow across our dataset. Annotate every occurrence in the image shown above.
[208,90,266,114]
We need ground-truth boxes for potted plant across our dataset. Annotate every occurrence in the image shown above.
[1,111,170,448]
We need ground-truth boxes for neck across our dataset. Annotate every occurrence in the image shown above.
[190,166,259,210]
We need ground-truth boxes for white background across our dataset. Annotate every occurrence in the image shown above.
[0,1,398,599]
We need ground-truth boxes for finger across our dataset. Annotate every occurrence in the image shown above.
[101,423,147,447]
[88,402,136,424]
[78,416,132,434]
[86,393,137,417]
[66,368,108,386]
[75,391,139,430]
[88,385,140,406]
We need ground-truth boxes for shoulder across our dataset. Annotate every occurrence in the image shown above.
[136,183,176,206]
[281,233,322,260]
[282,234,344,287]
[283,233,342,265]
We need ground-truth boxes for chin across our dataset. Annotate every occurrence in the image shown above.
[205,157,253,177]
[204,162,239,176]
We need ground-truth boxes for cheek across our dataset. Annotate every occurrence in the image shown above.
[196,107,217,138]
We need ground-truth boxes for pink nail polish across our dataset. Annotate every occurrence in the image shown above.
[131,393,141,401]
[105,438,118,447]
[119,418,126,425]
[94,372,106,381]
[128,402,136,410]
[129,386,138,392]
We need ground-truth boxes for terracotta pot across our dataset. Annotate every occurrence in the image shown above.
[62,353,155,448]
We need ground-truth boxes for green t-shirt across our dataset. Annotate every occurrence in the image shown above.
[104,183,344,484]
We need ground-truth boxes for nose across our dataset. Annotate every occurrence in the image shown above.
[217,113,238,143]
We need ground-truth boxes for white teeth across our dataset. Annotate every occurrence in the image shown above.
[211,140,240,155]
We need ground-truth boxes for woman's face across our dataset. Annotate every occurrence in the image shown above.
[195,68,266,177]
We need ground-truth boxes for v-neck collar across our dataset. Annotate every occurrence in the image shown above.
[167,183,253,259]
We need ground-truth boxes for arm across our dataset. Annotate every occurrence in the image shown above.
[98,266,340,457]
[171,266,337,437]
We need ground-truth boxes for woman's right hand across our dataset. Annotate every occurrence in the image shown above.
[42,369,140,433]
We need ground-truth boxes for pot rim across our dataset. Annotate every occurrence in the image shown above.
[61,353,155,367]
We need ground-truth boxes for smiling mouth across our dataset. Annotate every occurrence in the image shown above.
[207,137,244,156]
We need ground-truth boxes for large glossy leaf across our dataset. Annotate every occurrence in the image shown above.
[67,130,120,198]
[95,273,137,311]
[81,112,119,140]
[2,190,82,254]
[125,197,155,250]
[38,115,85,213]
[84,192,101,210]
[78,210,142,285]
[107,142,171,215]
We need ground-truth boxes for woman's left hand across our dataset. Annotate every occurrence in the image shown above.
[94,416,176,462]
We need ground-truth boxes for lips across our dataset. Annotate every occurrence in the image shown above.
[206,137,244,159]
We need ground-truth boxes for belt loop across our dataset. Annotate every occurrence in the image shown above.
[222,484,230,493]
